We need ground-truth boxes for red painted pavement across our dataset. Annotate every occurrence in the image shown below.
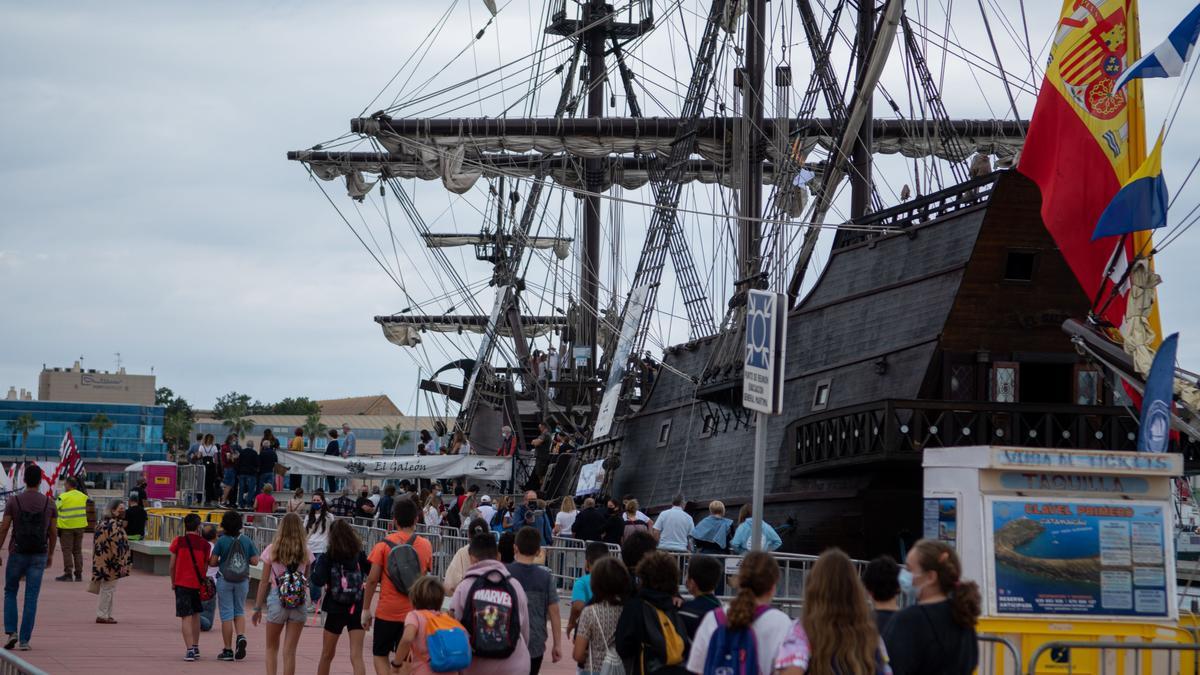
[12,535,577,674]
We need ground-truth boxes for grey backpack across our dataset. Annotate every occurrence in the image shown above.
[219,536,250,583]
[384,532,422,594]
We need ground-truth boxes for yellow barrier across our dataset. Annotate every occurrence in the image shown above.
[146,507,224,522]
[978,616,1198,674]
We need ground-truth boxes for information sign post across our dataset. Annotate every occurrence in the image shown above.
[743,290,787,551]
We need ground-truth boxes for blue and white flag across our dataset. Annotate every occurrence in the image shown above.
[1137,332,1179,453]
[1116,4,1200,91]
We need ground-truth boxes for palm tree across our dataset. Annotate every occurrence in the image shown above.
[163,410,192,462]
[303,411,327,452]
[5,414,39,450]
[88,413,114,453]
[381,424,411,453]
[222,415,256,440]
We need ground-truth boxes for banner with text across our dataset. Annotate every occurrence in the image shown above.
[988,497,1172,618]
[277,453,513,482]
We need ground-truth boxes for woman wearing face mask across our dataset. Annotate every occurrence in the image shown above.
[882,539,980,675]
[91,499,131,624]
[305,494,333,613]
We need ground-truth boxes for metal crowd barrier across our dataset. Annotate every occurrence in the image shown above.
[1026,640,1200,675]
[151,512,855,611]
[977,634,1022,675]
[0,650,49,675]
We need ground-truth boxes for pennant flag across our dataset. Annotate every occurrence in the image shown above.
[1137,332,1178,452]
[1115,3,1200,91]
[1092,131,1168,239]
[1019,0,1161,338]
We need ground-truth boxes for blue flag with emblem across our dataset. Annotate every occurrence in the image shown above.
[1115,3,1200,91]
[1137,332,1179,453]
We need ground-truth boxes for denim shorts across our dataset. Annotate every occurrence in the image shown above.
[216,576,249,622]
[222,468,237,487]
[266,588,306,625]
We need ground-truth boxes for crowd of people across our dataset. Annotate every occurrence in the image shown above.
[0,461,982,675]
[161,487,980,674]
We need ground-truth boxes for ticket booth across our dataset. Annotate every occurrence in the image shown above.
[923,446,1189,673]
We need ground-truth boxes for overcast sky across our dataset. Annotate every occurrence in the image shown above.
[2,0,1197,413]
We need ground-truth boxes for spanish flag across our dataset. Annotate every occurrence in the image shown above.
[1018,0,1160,337]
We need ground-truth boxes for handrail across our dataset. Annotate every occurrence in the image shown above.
[0,649,50,675]
[1026,640,1200,675]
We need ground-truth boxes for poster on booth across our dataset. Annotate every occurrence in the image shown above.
[988,498,1172,618]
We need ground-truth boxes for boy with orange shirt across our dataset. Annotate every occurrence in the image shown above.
[362,497,433,675]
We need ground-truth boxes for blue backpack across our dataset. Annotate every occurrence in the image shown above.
[421,610,472,673]
[703,607,769,675]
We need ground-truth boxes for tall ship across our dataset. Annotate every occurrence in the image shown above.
[289,0,1200,558]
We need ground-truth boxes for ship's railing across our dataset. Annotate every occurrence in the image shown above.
[790,399,1160,474]
[835,171,1001,249]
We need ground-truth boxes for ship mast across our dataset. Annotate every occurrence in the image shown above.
[579,0,607,379]
[850,0,874,219]
[738,0,767,281]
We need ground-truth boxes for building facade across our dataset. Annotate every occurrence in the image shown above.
[37,362,156,406]
[193,414,451,456]
[0,400,167,467]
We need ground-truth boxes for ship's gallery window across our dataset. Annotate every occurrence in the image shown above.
[1074,365,1101,405]
[812,378,832,411]
[991,362,1019,403]
[1003,250,1037,281]
[657,420,672,447]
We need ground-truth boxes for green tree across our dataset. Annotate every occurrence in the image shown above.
[302,411,327,451]
[381,424,411,452]
[213,391,253,420]
[5,414,39,449]
[219,396,255,440]
[269,397,321,416]
[155,386,175,406]
[163,410,193,461]
[88,413,114,452]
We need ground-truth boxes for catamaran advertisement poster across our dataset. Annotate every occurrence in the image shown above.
[988,497,1173,618]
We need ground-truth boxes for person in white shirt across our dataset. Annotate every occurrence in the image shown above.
[476,495,496,525]
[553,496,578,538]
[686,552,791,675]
[652,494,695,552]
[423,493,442,528]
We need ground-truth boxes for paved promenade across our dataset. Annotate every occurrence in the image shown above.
[12,534,575,674]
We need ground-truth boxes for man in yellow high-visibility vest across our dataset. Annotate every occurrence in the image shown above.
[54,477,87,582]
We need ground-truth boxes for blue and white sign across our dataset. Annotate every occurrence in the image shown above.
[743,290,787,414]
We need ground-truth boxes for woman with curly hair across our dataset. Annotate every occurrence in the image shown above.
[615,551,690,674]
[91,499,131,624]
[775,548,890,675]
[882,539,980,675]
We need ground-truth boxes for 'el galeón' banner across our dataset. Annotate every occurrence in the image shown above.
[277,452,513,481]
